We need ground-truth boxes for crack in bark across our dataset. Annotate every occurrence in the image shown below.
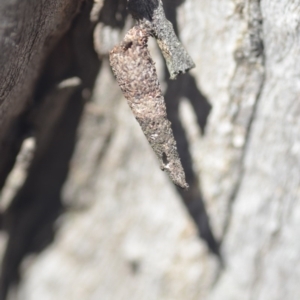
[213,0,266,273]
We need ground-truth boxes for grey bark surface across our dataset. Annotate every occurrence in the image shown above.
[0,0,300,300]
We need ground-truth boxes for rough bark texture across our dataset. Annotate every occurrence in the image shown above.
[0,0,300,300]
[0,0,83,195]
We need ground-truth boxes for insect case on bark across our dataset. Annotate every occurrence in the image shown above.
[110,25,189,189]
[109,0,195,189]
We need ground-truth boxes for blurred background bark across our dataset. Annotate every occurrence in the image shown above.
[0,0,300,299]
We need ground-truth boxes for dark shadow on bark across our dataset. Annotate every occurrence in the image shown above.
[164,74,220,256]
[0,92,84,300]
[127,0,159,21]
[0,1,101,298]
[162,0,220,257]
[98,0,128,27]
[0,116,31,192]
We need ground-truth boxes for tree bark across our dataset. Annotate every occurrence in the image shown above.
[0,0,300,299]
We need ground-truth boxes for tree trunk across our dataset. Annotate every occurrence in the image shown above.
[0,0,299,299]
